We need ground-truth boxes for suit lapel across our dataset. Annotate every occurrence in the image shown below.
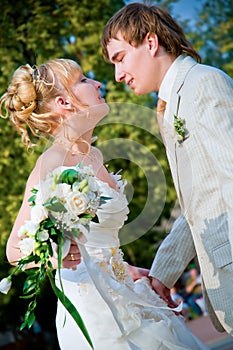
[169,56,198,116]
[165,56,198,209]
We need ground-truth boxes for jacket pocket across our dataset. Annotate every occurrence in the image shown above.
[212,242,232,269]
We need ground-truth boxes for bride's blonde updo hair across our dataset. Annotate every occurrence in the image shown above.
[0,58,82,149]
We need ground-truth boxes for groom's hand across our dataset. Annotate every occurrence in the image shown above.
[151,277,178,309]
[127,264,150,281]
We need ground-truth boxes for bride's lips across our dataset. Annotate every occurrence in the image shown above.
[99,97,105,103]
[127,78,134,89]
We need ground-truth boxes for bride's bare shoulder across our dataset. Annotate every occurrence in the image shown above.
[28,147,67,183]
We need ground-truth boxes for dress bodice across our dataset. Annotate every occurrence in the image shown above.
[85,177,129,248]
[59,172,130,286]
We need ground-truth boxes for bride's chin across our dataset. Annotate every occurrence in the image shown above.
[89,102,110,119]
[102,102,110,115]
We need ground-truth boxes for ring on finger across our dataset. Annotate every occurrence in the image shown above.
[70,253,75,261]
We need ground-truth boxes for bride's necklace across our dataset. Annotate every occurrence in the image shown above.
[53,136,97,155]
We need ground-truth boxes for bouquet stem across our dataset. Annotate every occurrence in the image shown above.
[47,270,93,349]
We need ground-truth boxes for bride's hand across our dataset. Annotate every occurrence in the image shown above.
[51,240,81,269]
[62,240,82,269]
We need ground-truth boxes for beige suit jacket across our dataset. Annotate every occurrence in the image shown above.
[150,56,233,335]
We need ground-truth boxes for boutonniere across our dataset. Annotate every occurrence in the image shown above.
[174,115,189,144]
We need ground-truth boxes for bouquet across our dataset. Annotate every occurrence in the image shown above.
[0,163,110,349]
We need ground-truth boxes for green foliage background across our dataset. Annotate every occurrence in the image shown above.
[0,0,232,340]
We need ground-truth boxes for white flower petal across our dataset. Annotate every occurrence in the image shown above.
[18,221,39,237]
[31,205,48,224]
[37,230,49,242]
[18,237,35,256]
[0,278,12,294]
[65,192,88,216]
[52,183,71,200]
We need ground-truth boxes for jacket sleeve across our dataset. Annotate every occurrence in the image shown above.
[149,215,196,289]
[197,68,233,190]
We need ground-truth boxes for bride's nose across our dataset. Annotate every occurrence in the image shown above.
[94,80,102,89]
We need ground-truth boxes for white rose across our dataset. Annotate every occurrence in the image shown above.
[18,237,35,256]
[18,221,39,238]
[65,191,88,216]
[52,183,71,200]
[35,178,53,205]
[0,277,12,294]
[31,205,48,224]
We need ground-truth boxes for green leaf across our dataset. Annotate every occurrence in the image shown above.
[57,235,63,272]
[43,218,55,228]
[91,215,99,224]
[50,227,57,235]
[27,312,36,329]
[23,267,39,277]
[20,320,28,331]
[43,196,67,212]
[18,255,39,266]
[76,162,82,170]
[47,270,93,349]
[80,213,92,219]
[23,279,37,294]
[47,240,54,257]
[59,169,80,185]
[28,194,37,204]
[20,310,36,330]
[100,196,112,205]
[20,291,38,299]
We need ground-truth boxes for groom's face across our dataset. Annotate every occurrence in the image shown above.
[107,31,159,95]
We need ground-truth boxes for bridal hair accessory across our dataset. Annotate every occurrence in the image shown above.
[32,66,40,83]
[32,64,49,86]
[174,114,189,144]
[0,163,111,349]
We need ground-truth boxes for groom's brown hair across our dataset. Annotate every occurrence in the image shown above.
[102,2,201,63]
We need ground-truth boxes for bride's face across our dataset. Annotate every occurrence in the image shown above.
[71,73,105,108]
[70,72,110,125]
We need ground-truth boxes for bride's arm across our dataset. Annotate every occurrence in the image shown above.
[6,153,81,269]
[6,162,44,265]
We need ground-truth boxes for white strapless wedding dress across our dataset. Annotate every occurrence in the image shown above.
[55,175,209,350]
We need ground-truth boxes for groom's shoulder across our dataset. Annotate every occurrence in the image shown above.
[183,56,232,85]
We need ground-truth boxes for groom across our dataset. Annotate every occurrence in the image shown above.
[102,2,233,335]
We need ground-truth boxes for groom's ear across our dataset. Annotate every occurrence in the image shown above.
[145,32,159,56]
[55,96,73,110]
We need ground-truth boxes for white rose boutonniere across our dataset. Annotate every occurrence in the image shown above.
[174,115,189,144]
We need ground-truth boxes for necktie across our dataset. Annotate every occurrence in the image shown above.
[156,98,167,145]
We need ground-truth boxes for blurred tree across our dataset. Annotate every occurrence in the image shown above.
[193,0,233,76]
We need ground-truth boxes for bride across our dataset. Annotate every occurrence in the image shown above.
[1,58,208,350]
